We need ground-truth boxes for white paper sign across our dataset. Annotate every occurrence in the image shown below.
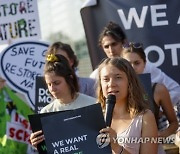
[0,41,49,109]
[0,0,41,45]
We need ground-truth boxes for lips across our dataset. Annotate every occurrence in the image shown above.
[108,90,119,95]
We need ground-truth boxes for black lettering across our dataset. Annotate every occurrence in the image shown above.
[2,23,8,40]
[28,19,37,36]
[0,27,4,40]
[9,3,18,15]
[20,79,34,89]
[17,67,23,76]
[0,4,8,17]
[5,63,16,74]
[9,22,18,38]
[27,0,34,13]
[11,47,17,56]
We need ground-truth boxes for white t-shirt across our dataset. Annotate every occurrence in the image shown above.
[40,93,96,113]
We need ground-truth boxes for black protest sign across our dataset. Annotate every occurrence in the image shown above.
[35,76,52,113]
[41,104,111,154]
[81,0,180,84]
[28,111,67,154]
[138,73,155,113]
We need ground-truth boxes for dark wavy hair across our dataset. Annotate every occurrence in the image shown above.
[98,21,127,47]
[44,54,79,98]
[46,42,79,71]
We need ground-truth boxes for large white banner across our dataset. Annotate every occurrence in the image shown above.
[0,0,41,45]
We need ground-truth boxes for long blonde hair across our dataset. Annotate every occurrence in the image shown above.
[97,57,148,117]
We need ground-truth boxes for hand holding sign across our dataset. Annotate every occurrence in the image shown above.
[40,104,111,154]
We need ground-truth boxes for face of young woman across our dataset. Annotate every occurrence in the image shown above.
[101,36,123,58]
[122,52,145,74]
[45,72,71,100]
[100,64,128,102]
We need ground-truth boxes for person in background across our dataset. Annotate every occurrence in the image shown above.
[30,54,96,148]
[97,57,158,154]
[90,21,180,108]
[121,42,178,153]
[47,41,96,97]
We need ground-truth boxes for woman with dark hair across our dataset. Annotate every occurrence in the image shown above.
[46,41,96,97]
[30,54,96,148]
[90,21,180,109]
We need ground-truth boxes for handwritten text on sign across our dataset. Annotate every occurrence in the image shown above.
[0,0,41,45]
[0,41,49,109]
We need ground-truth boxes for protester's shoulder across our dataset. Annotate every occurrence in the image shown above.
[145,63,178,83]
[154,83,168,94]
[145,62,162,73]
[40,99,57,113]
[142,109,155,122]
[90,68,99,79]
[78,93,96,100]
[79,77,95,84]
[78,93,96,103]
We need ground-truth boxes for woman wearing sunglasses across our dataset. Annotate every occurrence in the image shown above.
[122,42,178,153]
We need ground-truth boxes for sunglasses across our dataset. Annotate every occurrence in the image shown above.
[123,42,143,49]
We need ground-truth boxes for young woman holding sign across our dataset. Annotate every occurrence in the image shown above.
[30,54,96,148]
[97,57,158,154]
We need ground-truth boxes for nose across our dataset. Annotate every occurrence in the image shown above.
[108,78,116,87]
[49,84,56,92]
[108,45,113,53]
[131,63,135,69]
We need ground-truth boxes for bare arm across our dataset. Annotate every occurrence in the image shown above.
[154,83,178,137]
[140,110,158,154]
